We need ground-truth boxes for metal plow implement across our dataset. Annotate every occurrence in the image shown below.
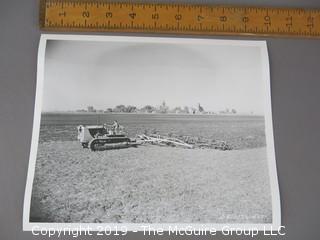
[137,134,194,149]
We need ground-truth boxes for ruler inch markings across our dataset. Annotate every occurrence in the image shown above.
[40,0,320,38]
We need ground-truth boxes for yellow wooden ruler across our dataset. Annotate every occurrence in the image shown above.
[40,0,320,38]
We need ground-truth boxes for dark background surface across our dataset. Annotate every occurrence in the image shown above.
[0,0,319,239]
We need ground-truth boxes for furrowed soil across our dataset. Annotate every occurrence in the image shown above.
[39,113,266,150]
[30,141,272,223]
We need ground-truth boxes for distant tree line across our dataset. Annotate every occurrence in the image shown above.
[78,101,237,115]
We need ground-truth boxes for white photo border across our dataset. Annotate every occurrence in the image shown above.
[23,34,281,231]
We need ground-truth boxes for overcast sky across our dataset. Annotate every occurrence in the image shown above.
[42,39,267,115]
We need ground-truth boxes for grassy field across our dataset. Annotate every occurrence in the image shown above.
[30,141,271,223]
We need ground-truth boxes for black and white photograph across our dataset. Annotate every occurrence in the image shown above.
[23,35,280,231]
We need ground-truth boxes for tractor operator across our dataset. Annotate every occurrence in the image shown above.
[111,120,120,134]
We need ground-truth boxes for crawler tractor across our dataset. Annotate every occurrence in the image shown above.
[77,124,139,151]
